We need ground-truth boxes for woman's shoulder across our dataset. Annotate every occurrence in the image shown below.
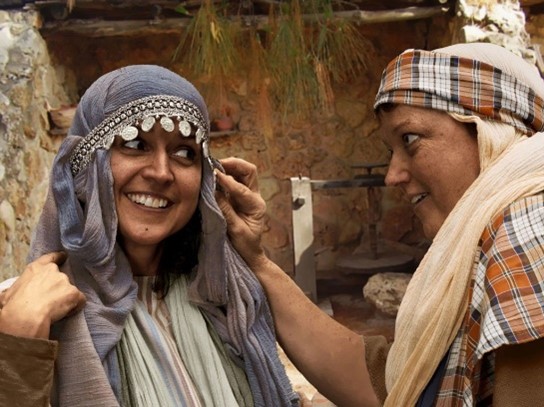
[480,192,544,249]
[505,192,544,217]
[496,192,544,223]
[470,193,544,356]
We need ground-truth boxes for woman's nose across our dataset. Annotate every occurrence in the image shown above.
[142,151,174,183]
[384,154,410,187]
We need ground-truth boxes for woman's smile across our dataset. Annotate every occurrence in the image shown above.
[127,193,170,209]
[409,192,428,206]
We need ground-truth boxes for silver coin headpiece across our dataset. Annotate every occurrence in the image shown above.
[69,94,210,176]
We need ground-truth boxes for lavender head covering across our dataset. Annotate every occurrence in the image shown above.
[28,65,298,406]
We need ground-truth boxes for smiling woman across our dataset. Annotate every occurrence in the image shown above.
[371,43,544,406]
[0,65,299,406]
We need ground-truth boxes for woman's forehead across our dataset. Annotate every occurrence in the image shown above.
[377,104,458,141]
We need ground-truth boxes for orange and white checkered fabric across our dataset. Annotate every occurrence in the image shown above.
[436,194,544,406]
[374,49,544,136]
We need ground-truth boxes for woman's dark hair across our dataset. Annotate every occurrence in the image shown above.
[153,208,202,297]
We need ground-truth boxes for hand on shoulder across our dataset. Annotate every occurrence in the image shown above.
[0,252,86,339]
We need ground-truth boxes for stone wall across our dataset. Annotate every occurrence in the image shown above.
[454,0,541,65]
[0,10,75,281]
[526,9,544,63]
[39,17,450,276]
[1,5,542,281]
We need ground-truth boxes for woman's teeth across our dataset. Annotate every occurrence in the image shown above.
[411,193,428,205]
[127,193,168,208]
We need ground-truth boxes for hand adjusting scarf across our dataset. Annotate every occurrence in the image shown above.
[374,43,544,406]
[28,65,298,407]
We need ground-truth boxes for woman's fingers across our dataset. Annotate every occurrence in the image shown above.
[219,157,260,192]
[216,157,268,267]
[33,251,68,266]
[215,168,266,216]
[0,289,7,309]
[0,252,85,339]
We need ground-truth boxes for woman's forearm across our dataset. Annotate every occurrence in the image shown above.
[254,255,380,407]
[214,159,379,405]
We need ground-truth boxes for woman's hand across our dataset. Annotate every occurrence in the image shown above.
[0,252,86,339]
[215,157,268,269]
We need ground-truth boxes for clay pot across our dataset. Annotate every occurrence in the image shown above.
[213,116,235,132]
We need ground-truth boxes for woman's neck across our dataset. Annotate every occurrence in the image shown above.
[122,242,163,276]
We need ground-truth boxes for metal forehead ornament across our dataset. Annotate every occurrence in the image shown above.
[69,95,210,176]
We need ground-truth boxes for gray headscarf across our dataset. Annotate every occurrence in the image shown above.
[29,65,298,406]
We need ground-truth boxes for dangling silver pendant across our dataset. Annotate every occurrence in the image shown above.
[140,116,156,132]
[179,120,192,137]
[105,134,115,149]
[160,116,175,132]
[120,125,138,141]
[196,127,205,144]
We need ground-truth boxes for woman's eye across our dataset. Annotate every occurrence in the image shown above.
[123,139,145,150]
[172,146,195,160]
[402,133,420,147]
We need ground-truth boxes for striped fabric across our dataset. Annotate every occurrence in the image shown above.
[134,276,202,406]
[374,49,544,136]
[118,275,251,407]
[436,193,544,406]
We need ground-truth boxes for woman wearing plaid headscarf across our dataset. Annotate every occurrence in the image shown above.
[0,65,299,407]
[217,42,544,406]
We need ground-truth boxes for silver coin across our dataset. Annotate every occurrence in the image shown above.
[120,125,138,141]
[160,116,175,132]
[179,120,192,136]
[140,116,155,132]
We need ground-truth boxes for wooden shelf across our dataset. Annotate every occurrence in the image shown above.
[210,130,238,138]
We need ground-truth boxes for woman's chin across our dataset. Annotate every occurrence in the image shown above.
[422,222,441,241]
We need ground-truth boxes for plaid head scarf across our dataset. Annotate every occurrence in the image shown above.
[375,47,544,136]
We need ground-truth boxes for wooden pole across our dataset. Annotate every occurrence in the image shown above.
[39,6,448,37]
